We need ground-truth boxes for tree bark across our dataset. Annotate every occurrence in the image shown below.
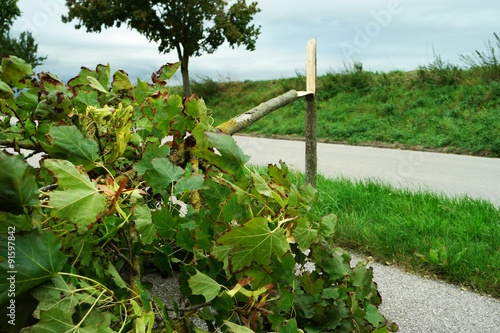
[216,90,306,135]
[181,52,191,97]
[305,94,317,187]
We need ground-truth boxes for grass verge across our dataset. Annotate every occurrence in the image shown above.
[287,172,500,298]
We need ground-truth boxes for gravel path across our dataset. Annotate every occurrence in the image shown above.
[349,253,500,332]
[146,255,500,333]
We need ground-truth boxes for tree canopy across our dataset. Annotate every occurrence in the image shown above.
[0,0,46,68]
[63,0,261,96]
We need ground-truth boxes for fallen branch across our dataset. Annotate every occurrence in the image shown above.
[216,90,312,135]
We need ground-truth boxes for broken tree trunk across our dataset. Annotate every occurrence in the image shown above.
[216,89,311,135]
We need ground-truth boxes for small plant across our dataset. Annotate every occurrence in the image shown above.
[415,240,468,274]
[0,56,397,332]
[416,49,463,86]
[460,32,500,80]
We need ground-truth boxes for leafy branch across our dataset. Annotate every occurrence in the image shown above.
[0,56,397,332]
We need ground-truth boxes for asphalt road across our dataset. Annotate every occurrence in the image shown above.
[234,135,500,333]
[234,135,500,207]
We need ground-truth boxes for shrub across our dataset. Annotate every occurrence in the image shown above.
[0,56,397,332]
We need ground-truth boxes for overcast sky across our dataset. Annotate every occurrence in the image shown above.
[11,0,500,84]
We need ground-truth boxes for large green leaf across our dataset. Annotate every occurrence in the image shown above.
[44,159,106,234]
[293,218,318,250]
[143,158,184,193]
[364,303,386,327]
[188,270,222,302]
[133,204,156,245]
[352,264,375,300]
[323,254,352,280]
[0,151,39,214]
[30,276,117,333]
[1,56,33,88]
[217,217,289,272]
[134,144,171,176]
[250,171,286,207]
[206,132,250,167]
[194,132,250,175]
[0,231,68,304]
[41,125,99,170]
[174,174,206,194]
[112,70,133,92]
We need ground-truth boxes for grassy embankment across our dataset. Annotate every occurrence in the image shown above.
[186,48,500,297]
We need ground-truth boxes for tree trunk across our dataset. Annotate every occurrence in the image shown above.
[181,54,191,97]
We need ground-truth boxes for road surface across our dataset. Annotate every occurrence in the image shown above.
[234,135,500,207]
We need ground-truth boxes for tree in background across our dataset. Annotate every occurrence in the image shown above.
[0,0,47,68]
[62,0,261,96]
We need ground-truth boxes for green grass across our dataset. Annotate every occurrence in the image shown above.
[296,173,500,298]
[190,65,500,157]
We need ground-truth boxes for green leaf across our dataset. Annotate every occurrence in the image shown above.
[194,132,249,174]
[0,211,33,232]
[152,62,181,82]
[298,274,324,295]
[192,113,212,149]
[0,80,14,99]
[107,262,127,289]
[268,162,291,189]
[31,275,119,332]
[0,151,40,214]
[95,63,111,89]
[112,70,133,92]
[0,231,68,304]
[153,208,177,240]
[277,319,298,333]
[293,218,318,250]
[31,276,79,319]
[44,159,107,234]
[1,56,33,88]
[351,264,374,300]
[41,125,99,170]
[16,90,38,115]
[87,76,109,94]
[134,144,171,175]
[294,293,316,319]
[250,171,286,208]
[322,287,340,299]
[185,97,202,118]
[206,132,250,167]
[364,303,385,327]
[224,321,255,333]
[215,176,252,205]
[133,204,156,245]
[144,158,184,193]
[30,308,76,333]
[270,253,295,285]
[217,217,289,272]
[174,175,206,194]
[319,213,337,238]
[323,254,351,280]
[188,270,222,302]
